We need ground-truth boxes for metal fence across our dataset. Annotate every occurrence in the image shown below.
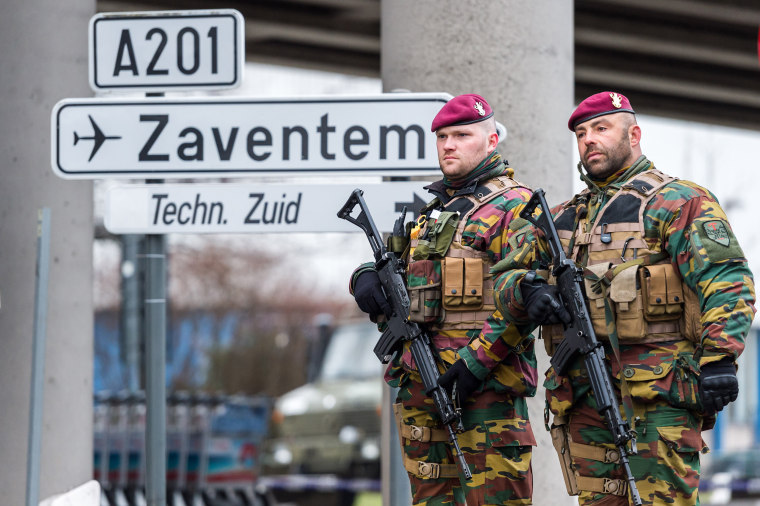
[94,390,273,506]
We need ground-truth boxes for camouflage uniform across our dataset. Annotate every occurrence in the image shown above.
[492,158,756,505]
[352,158,538,505]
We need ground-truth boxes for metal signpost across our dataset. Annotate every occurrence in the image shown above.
[26,209,51,506]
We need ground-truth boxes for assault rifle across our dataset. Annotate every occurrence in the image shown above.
[519,189,642,505]
[338,188,472,480]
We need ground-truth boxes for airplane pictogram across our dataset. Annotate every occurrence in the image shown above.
[73,115,122,162]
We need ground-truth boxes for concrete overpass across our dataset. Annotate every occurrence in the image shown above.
[97,0,760,130]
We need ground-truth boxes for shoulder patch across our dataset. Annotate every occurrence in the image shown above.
[702,220,730,247]
[691,218,745,264]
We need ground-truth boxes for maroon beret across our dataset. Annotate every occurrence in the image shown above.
[568,91,635,131]
[431,94,494,132]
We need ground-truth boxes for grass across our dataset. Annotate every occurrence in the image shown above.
[354,492,382,506]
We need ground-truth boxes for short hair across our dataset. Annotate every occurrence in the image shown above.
[478,116,497,136]
[620,112,637,129]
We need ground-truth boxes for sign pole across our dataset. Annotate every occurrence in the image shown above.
[143,228,167,505]
[143,85,167,505]
[25,208,51,506]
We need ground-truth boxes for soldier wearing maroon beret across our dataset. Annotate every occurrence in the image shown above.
[349,94,539,505]
[491,91,756,505]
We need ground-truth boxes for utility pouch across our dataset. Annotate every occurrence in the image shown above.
[387,234,409,255]
[582,263,612,337]
[429,211,459,257]
[407,259,442,324]
[609,265,646,339]
[640,263,684,321]
[412,240,432,261]
[411,211,459,261]
[550,421,580,496]
[442,257,484,310]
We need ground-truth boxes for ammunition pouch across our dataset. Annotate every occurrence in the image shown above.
[442,257,485,310]
[406,174,526,330]
[544,260,701,352]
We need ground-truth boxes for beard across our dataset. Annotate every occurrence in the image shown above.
[581,132,632,180]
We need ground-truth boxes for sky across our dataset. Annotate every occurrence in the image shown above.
[94,62,760,315]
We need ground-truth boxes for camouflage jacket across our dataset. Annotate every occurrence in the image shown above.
[350,165,539,398]
[493,159,756,374]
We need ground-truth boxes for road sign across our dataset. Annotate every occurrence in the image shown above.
[89,9,244,92]
[51,93,450,179]
[104,182,429,234]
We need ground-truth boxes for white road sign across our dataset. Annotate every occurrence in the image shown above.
[51,93,450,179]
[89,9,244,92]
[104,182,430,234]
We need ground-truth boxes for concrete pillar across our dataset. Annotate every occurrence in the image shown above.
[382,1,575,504]
[0,0,95,503]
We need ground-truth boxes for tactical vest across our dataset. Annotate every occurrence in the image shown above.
[406,175,526,331]
[542,169,701,351]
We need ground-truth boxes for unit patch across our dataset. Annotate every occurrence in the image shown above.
[692,219,745,264]
[703,220,730,247]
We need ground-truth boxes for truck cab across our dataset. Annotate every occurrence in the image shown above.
[261,320,382,503]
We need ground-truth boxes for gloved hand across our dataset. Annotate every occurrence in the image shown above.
[699,359,739,415]
[438,360,481,403]
[353,270,392,319]
[520,272,571,325]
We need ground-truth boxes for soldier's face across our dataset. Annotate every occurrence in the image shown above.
[436,123,496,180]
[575,114,637,179]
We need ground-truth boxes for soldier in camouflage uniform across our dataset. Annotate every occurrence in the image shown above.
[492,91,756,505]
[350,94,538,505]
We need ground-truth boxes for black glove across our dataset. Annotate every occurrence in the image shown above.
[438,360,481,403]
[353,270,392,319]
[520,272,571,325]
[699,359,739,415]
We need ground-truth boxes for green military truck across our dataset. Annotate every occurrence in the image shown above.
[261,320,383,505]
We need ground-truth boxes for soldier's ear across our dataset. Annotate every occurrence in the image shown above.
[488,131,499,151]
[629,124,642,148]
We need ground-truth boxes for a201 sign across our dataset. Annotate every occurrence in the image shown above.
[89,9,244,92]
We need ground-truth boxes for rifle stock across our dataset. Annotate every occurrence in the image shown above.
[338,189,472,480]
[520,189,642,506]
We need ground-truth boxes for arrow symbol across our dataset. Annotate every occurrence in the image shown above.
[395,193,427,217]
[73,115,121,162]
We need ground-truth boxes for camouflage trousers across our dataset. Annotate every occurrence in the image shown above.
[395,377,535,506]
[544,345,709,506]
[560,400,708,505]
